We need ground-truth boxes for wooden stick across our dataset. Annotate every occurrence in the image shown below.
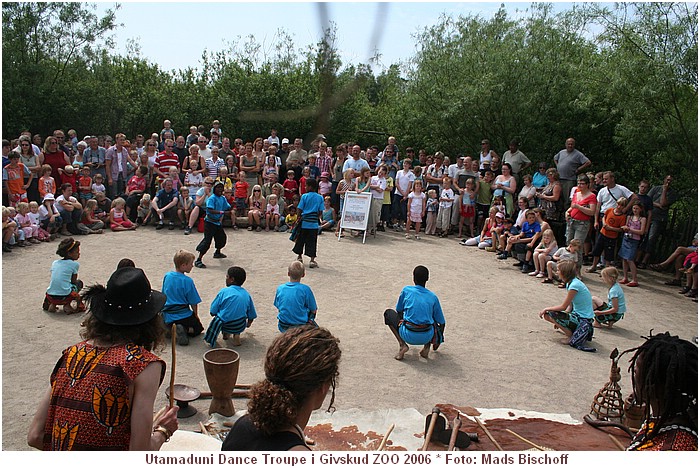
[505,429,546,451]
[421,408,440,451]
[608,434,626,451]
[169,324,176,408]
[153,407,166,424]
[474,416,503,451]
[378,423,395,451]
[448,417,462,451]
[198,390,250,399]
[199,421,209,436]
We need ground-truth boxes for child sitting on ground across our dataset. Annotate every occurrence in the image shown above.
[28,201,51,241]
[203,266,257,347]
[2,206,17,252]
[678,249,698,299]
[109,197,136,231]
[544,239,582,285]
[592,266,627,328]
[280,205,298,233]
[265,194,281,232]
[161,249,204,346]
[94,191,111,221]
[318,196,335,234]
[274,261,319,332]
[43,238,84,314]
[530,229,558,278]
[15,202,40,244]
[135,193,152,226]
[38,193,62,236]
[80,199,104,234]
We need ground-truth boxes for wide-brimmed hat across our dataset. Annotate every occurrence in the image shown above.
[43,193,55,202]
[91,267,166,326]
[320,172,330,179]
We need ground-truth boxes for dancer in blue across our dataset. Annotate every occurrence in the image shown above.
[195,180,230,268]
[204,266,257,347]
[274,261,318,332]
[384,265,446,360]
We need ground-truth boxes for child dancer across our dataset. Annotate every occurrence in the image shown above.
[274,261,318,332]
[619,201,646,287]
[592,267,627,328]
[530,229,558,278]
[43,238,85,314]
[539,260,596,352]
[161,249,203,346]
[109,197,136,231]
[425,189,438,236]
[204,266,257,347]
[406,179,426,240]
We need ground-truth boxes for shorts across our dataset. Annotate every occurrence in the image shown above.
[546,311,580,333]
[594,312,624,325]
[235,198,247,211]
[460,204,475,218]
[476,203,490,220]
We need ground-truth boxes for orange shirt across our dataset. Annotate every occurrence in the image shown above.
[601,207,626,238]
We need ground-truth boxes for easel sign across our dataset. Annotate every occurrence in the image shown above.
[338,192,372,244]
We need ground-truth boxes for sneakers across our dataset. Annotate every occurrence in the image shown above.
[184,226,191,235]
[194,259,206,268]
[497,253,508,260]
[168,222,175,230]
[175,324,189,346]
[213,250,227,259]
[156,222,164,230]
[485,247,496,252]
[309,260,319,269]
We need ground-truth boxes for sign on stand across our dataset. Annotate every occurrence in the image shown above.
[338,192,372,244]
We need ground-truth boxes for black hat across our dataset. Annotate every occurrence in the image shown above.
[92,268,166,326]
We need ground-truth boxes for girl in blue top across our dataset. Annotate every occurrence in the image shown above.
[43,237,84,314]
[292,178,324,268]
[592,267,627,328]
[539,260,596,352]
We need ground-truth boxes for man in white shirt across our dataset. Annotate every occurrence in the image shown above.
[596,171,633,220]
[393,158,415,230]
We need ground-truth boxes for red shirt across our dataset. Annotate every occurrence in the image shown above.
[126,175,146,194]
[234,180,249,199]
[282,179,298,201]
[154,151,180,175]
[62,172,78,193]
[601,207,626,239]
[78,175,92,194]
[570,190,596,221]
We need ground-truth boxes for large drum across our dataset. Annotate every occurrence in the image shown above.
[203,349,240,417]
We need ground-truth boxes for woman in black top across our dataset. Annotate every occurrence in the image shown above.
[222,326,341,451]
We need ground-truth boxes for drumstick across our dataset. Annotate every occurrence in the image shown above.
[378,423,395,451]
[505,429,546,451]
[169,324,176,408]
[421,407,440,451]
[199,421,209,436]
[448,416,462,451]
[608,434,626,451]
[474,416,503,451]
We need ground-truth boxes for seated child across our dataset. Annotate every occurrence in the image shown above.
[678,249,698,299]
[15,202,40,244]
[94,191,111,221]
[265,194,281,231]
[2,206,17,252]
[274,261,318,332]
[203,266,257,347]
[38,193,62,236]
[136,193,152,226]
[499,209,541,273]
[28,201,51,241]
[544,239,582,285]
[42,238,84,314]
[530,228,558,278]
[178,187,193,228]
[91,173,106,197]
[279,205,297,232]
[592,266,627,328]
[161,249,204,346]
[109,197,136,231]
[318,196,335,233]
[80,199,104,234]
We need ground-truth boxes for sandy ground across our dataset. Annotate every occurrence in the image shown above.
[2,226,697,450]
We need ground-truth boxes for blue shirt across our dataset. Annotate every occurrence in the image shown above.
[205,193,231,225]
[161,271,202,323]
[608,282,627,314]
[46,259,80,296]
[567,277,594,319]
[155,187,178,209]
[274,282,318,330]
[342,157,370,174]
[297,191,324,229]
[396,285,445,345]
[532,172,547,188]
[521,221,541,239]
[210,285,257,323]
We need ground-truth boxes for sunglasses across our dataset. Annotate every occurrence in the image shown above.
[253,189,261,192]
[205,182,213,185]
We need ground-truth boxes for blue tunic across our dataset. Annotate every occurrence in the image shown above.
[297,192,324,229]
[205,193,231,225]
[46,259,80,296]
[210,285,257,323]
[607,282,627,314]
[396,285,446,345]
[274,282,318,331]
[161,271,202,323]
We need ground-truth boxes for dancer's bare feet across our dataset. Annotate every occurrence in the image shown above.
[232,334,241,346]
[593,321,602,328]
[559,337,571,345]
[222,333,230,340]
[419,345,430,359]
[394,344,409,360]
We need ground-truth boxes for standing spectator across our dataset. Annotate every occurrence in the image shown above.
[640,175,678,266]
[596,171,633,221]
[478,139,499,170]
[105,133,134,199]
[41,136,71,186]
[553,138,591,209]
[502,139,531,180]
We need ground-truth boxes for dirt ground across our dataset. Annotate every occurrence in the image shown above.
[2,226,697,450]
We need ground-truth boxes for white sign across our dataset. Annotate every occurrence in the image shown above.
[338,192,372,243]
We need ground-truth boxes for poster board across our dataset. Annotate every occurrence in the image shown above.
[338,192,372,243]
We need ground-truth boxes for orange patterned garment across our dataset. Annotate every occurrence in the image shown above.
[43,341,164,450]
[628,421,698,451]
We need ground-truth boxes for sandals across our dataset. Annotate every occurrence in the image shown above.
[619,278,629,285]
[626,281,639,287]
[558,283,566,289]
[542,278,554,284]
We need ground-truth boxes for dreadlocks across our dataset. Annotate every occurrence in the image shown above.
[625,331,698,449]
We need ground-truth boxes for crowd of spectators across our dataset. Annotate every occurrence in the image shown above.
[3,123,692,292]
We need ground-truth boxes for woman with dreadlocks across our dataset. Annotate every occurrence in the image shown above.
[626,331,697,451]
[222,326,341,451]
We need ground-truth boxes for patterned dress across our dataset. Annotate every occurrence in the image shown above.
[43,341,164,450]
[628,420,698,451]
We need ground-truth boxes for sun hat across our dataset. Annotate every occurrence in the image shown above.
[496,212,505,219]
[43,193,55,202]
[281,138,289,144]
[320,172,330,179]
[91,267,167,326]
